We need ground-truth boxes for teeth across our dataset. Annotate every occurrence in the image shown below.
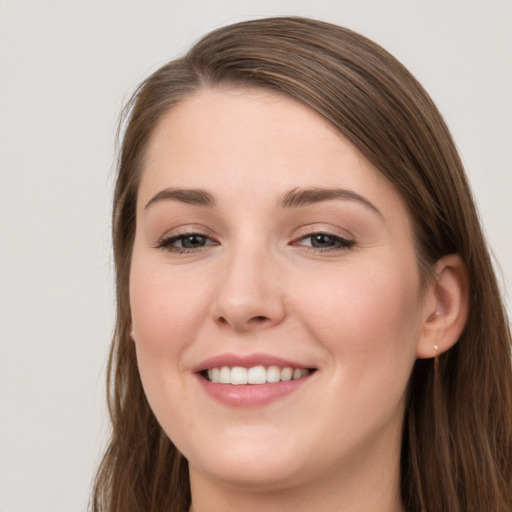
[281,367,293,381]
[231,366,248,385]
[292,368,303,380]
[206,365,311,385]
[248,366,266,384]
[266,365,281,383]
[219,366,231,384]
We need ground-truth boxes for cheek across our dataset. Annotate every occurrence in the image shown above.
[299,258,423,434]
[129,257,208,352]
[295,257,423,361]
[128,255,207,415]
[129,258,205,435]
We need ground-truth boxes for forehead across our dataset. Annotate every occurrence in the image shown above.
[138,87,409,224]
[143,87,350,174]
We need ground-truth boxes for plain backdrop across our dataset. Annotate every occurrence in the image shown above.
[0,1,511,511]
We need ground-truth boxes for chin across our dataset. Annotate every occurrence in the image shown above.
[185,436,311,490]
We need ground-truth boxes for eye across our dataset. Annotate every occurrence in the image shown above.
[177,234,209,249]
[293,232,354,251]
[155,233,217,252]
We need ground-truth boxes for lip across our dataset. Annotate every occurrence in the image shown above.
[192,352,312,373]
[192,352,316,407]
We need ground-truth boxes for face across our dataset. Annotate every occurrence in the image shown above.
[130,88,428,492]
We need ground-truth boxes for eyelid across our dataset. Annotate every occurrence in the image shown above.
[154,224,215,241]
[153,226,219,253]
[291,224,354,240]
[289,226,355,251]
[152,224,355,254]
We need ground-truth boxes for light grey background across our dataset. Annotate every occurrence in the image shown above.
[0,1,510,511]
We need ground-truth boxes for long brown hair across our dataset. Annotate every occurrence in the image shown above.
[91,17,512,511]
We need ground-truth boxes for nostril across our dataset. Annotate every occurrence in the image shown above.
[215,315,268,328]
[249,315,269,324]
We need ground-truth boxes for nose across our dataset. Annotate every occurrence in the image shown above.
[211,243,286,332]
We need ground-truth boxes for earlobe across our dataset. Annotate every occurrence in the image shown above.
[416,254,469,359]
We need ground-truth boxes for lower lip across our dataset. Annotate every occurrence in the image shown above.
[196,374,312,407]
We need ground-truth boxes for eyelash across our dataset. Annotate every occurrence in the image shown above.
[155,233,218,254]
[291,232,355,252]
[155,231,355,254]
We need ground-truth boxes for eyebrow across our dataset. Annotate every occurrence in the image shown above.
[144,186,382,217]
[144,188,215,209]
[279,187,383,217]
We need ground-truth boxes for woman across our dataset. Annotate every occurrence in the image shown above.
[91,17,512,512]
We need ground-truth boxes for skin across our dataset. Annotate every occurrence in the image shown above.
[130,88,465,512]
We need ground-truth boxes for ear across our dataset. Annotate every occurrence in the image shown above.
[416,254,469,359]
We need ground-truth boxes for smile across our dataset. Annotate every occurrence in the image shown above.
[205,365,312,385]
[194,355,317,407]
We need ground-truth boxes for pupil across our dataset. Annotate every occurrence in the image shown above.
[182,235,205,248]
[312,234,333,247]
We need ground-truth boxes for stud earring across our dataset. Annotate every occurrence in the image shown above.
[434,344,439,350]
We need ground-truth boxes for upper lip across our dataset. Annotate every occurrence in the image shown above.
[192,353,315,373]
